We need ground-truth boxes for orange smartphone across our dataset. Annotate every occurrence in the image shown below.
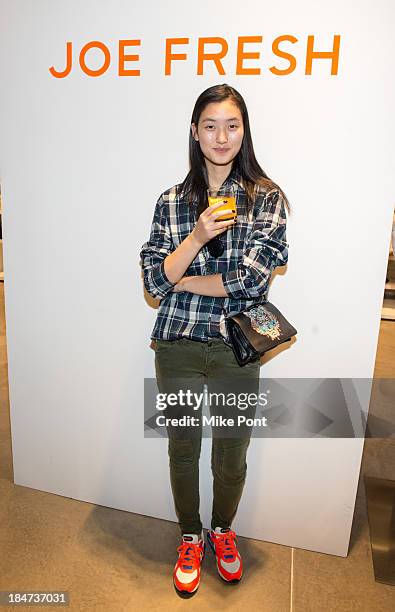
[207,193,237,221]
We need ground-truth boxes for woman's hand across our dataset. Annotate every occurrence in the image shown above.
[172,276,189,292]
[190,200,236,248]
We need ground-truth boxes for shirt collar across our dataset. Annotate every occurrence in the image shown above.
[222,168,245,192]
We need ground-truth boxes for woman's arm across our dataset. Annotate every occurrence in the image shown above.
[163,232,203,284]
[164,202,235,284]
[174,189,289,299]
[221,190,288,300]
[139,194,176,299]
[140,192,235,299]
[173,274,228,297]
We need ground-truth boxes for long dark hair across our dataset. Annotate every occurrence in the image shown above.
[180,83,290,219]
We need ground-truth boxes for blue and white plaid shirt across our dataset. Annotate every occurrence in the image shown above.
[139,172,289,346]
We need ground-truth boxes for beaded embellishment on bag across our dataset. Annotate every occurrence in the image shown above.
[244,304,281,340]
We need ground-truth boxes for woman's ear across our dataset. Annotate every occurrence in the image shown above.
[191,123,199,141]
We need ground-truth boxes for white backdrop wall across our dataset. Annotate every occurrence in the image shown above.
[0,0,394,556]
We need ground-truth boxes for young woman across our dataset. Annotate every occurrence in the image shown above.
[140,83,289,597]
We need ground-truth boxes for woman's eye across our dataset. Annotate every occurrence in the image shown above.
[206,125,214,129]
[229,124,238,129]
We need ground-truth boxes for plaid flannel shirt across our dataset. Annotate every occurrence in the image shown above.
[139,171,288,346]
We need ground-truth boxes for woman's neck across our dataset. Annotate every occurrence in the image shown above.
[206,161,233,190]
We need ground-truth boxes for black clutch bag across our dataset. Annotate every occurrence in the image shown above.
[225,301,297,366]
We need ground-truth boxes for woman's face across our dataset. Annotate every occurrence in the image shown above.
[191,99,244,168]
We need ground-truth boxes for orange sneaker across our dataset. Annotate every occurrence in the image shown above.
[207,527,242,583]
[173,532,205,597]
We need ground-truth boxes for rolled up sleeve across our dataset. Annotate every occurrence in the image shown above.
[221,189,289,300]
[139,195,175,299]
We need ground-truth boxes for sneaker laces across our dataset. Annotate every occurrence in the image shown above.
[177,542,202,571]
[213,529,237,560]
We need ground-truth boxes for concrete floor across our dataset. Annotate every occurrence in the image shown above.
[0,282,394,611]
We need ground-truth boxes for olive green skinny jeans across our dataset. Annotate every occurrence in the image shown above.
[154,336,261,536]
